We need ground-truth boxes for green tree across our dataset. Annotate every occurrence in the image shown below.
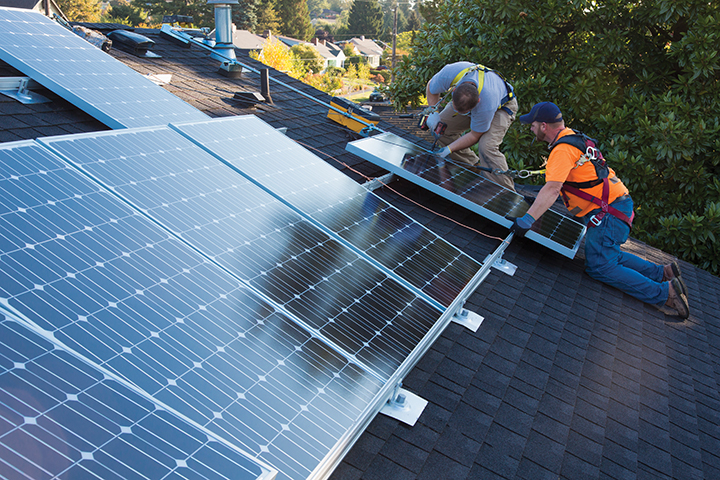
[347,0,383,39]
[290,43,325,74]
[405,8,422,32]
[391,0,720,275]
[131,0,213,27]
[277,0,314,40]
[232,0,257,31]
[57,0,102,22]
[255,0,281,34]
[417,0,443,25]
[105,0,147,26]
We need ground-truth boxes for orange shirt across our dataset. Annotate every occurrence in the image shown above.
[545,128,629,217]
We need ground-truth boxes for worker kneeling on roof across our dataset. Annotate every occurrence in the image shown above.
[425,61,518,191]
[509,101,690,319]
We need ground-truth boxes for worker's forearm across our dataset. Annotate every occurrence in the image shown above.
[527,182,563,219]
[447,131,482,152]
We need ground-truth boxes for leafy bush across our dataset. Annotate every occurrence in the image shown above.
[371,69,391,83]
[390,0,720,275]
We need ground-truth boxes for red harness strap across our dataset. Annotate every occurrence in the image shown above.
[562,177,635,228]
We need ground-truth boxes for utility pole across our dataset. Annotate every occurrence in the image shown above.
[391,3,397,83]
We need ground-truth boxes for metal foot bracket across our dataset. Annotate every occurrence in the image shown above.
[452,308,484,332]
[380,386,427,426]
[484,254,517,276]
[0,77,50,104]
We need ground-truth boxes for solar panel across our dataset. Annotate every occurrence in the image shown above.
[0,140,390,480]
[0,7,209,129]
[39,126,445,380]
[170,115,482,307]
[345,132,587,259]
[0,310,273,480]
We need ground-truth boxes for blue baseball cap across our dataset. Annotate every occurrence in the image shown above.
[519,101,563,124]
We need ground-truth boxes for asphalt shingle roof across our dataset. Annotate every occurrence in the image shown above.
[2,20,720,480]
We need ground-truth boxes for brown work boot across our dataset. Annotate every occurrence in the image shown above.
[662,261,688,297]
[665,278,690,320]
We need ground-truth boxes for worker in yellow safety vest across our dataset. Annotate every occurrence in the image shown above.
[425,61,517,191]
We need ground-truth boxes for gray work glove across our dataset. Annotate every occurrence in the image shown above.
[426,112,441,132]
[434,146,451,158]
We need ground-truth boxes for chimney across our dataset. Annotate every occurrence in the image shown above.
[263,29,272,39]
[360,35,365,41]
[207,0,238,62]
[312,38,318,45]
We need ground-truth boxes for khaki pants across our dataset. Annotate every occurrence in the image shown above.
[436,97,517,191]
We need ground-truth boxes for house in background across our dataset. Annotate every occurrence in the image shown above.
[343,35,384,68]
[232,28,268,53]
[273,34,346,72]
[311,37,345,70]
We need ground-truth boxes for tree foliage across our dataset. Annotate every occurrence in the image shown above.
[417,0,444,25]
[347,0,383,39]
[105,0,147,26]
[290,43,325,74]
[255,0,281,34]
[131,0,213,27]
[232,0,257,31]
[277,0,314,40]
[57,0,102,22]
[250,37,303,77]
[391,0,720,275]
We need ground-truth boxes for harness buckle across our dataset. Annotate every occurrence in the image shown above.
[589,214,603,227]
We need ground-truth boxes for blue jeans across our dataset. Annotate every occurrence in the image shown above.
[582,196,668,305]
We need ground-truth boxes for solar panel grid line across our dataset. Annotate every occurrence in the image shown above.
[345,132,587,259]
[38,127,444,383]
[1,141,392,480]
[169,116,482,309]
[401,141,585,250]
[0,7,209,129]
[0,310,275,480]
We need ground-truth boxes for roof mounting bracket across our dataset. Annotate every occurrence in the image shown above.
[0,77,50,104]
[484,254,517,276]
[380,383,427,426]
[452,308,484,332]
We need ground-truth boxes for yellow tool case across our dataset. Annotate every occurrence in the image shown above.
[327,96,381,133]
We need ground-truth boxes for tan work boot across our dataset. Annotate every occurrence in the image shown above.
[662,261,688,297]
[665,278,690,319]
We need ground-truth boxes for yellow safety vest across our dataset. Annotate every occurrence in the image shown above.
[450,64,515,107]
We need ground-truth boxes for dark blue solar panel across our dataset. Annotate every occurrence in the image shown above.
[0,140,386,480]
[169,116,482,307]
[40,127,444,380]
[0,312,270,480]
[0,7,209,129]
[345,132,587,259]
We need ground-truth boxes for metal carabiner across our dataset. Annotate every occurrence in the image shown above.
[585,146,600,160]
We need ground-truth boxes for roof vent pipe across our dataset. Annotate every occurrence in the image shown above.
[261,68,272,103]
[207,0,237,62]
